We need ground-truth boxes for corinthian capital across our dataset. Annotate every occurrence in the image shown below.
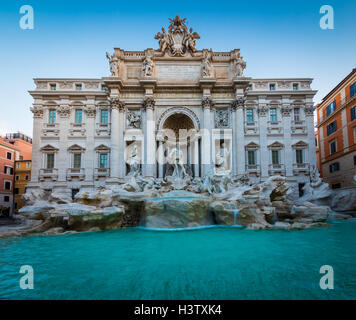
[201,96,214,110]
[84,105,96,117]
[231,96,245,111]
[305,104,315,116]
[30,105,44,118]
[110,96,125,111]
[143,96,155,111]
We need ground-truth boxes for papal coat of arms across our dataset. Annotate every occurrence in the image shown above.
[154,15,200,56]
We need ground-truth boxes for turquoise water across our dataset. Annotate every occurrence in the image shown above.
[0,221,355,300]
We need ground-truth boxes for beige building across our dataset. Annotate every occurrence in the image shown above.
[27,16,317,199]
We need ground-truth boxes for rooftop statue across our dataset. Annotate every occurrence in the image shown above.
[154,15,200,56]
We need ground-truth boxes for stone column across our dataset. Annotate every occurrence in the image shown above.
[201,96,213,176]
[118,104,126,178]
[193,138,199,177]
[157,139,164,179]
[282,97,293,177]
[109,97,122,180]
[232,97,246,175]
[143,96,156,177]
[29,102,44,183]
[84,100,96,183]
[305,104,317,167]
[258,97,269,179]
[57,101,71,182]
[231,107,237,175]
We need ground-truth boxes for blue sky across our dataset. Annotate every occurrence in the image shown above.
[0,0,355,137]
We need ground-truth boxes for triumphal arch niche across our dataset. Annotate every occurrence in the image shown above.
[104,15,249,181]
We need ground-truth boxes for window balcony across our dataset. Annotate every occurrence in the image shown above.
[66,168,85,181]
[69,123,86,137]
[96,123,111,136]
[291,120,306,134]
[42,123,59,137]
[245,164,260,174]
[267,121,283,135]
[39,168,58,181]
[293,163,310,175]
[244,121,259,135]
[94,168,110,180]
[268,163,285,176]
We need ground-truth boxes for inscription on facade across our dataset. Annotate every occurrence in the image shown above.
[156,65,201,81]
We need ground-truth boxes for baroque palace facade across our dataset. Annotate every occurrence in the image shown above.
[28,16,317,198]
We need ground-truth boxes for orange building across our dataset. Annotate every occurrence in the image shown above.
[316,68,356,189]
[14,160,32,213]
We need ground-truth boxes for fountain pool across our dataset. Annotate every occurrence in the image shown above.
[0,221,355,299]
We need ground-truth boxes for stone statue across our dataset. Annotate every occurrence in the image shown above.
[154,15,200,56]
[310,165,323,188]
[201,51,212,78]
[215,143,230,174]
[168,147,187,179]
[127,111,141,129]
[233,56,246,78]
[127,144,141,176]
[106,52,120,77]
[142,55,154,77]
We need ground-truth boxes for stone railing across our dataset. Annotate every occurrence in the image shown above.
[39,168,58,181]
[69,123,86,137]
[245,164,260,174]
[293,163,310,175]
[267,121,283,135]
[268,164,285,176]
[244,121,259,135]
[66,168,85,181]
[42,123,59,137]
[96,123,111,136]
[291,120,306,135]
[94,168,110,180]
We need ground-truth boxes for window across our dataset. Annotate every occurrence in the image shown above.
[354,155,356,165]
[4,196,10,202]
[99,153,108,168]
[351,106,356,121]
[72,189,79,200]
[296,150,303,164]
[15,188,19,195]
[269,84,276,91]
[14,202,18,210]
[16,162,20,169]
[26,162,30,168]
[48,109,56,124]
[247,151,256,165]
[246,109,254,122]
[293,83,299,91]
[50,84,56,91]
[329,162,340,173]
[326,100,336,116]
[4,181,11,190]
[272,150,280,164]
[46,153,55,169]
[75,109,83,124]
[270,108,277,122]
[329,140,337,154]
[25,175,29,181]
[315,138,318,147]
[6,152,12,160]
[293,108,300,122]
[246,85,252,91]
[20,156,23,160]
[327,120,337,136]
[73,153,81,168]
[331,182,341,189]
[350,82,356,98]
[75,84,82,91]
[101,109,109,124]
[15,175,19,181]
[4,166,13,175]
[101,85,107,92]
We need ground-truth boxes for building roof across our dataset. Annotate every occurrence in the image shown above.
[321,68,356,103]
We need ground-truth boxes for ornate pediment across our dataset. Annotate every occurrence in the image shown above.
[154,15,200,57]
[268,141,284,149]
[95,144,110,152]
[40,144,59,152]
[292,141,308,149]
[68,144,86,152]
[245,142,260,150]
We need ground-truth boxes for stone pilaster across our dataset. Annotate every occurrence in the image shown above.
[232,96,245,175]
[305,103,316,168]
[84,98,96,183]
[281,97,293,177]
[29,102,44,183]
[57,100,71,182]
[201,95,213,176]
[258,97,269,179]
